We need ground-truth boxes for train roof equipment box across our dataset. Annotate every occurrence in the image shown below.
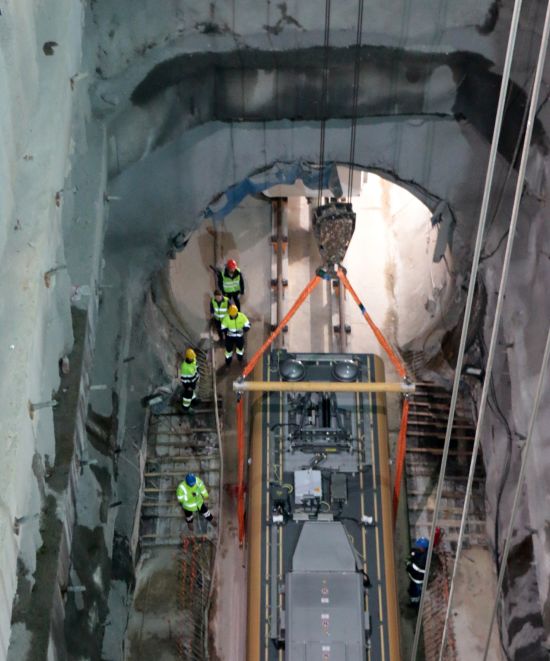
[294,469,322,504]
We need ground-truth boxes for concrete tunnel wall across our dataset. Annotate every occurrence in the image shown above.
[1,0,550,658]
[104,114,550,659]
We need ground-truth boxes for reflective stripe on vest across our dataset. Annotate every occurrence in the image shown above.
[176,477,209,511]
[211,296,229,320]
[221,312,250,337]
[222,269,241,293]
[180,359,198,382]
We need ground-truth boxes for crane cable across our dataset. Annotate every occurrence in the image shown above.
[409,0,525,657]
[317,0,332,208]
[347,0,366,200]
[483,325,550,659]
[438,3,550,658]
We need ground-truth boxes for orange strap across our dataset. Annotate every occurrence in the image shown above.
[242,274,322,379]
[236,397,246,545]
[392,397,410,524]
[236,272,323,545]
[336,268,406,379]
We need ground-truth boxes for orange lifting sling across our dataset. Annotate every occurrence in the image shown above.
[235,268,410,544]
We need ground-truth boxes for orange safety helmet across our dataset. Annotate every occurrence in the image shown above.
[185,348,196,361]
[228,304,238,317]
[227,258,237,270]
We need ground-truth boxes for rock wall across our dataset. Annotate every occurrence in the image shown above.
[1,0,549,658]
[0,0,85,657]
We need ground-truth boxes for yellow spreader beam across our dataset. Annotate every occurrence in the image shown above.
[233,380,415,394]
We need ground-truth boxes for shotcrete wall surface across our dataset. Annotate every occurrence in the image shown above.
[1,0,550,659]
[0,1,85,657]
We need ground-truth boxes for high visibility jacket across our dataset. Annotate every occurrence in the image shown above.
[221,311,251,338]
[180,358,198,386]
[407,548,427,584]
[210,295,229,321]
[176,476,209,512]
[219,267,244,295]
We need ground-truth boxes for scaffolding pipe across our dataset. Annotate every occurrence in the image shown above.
[233,380,415,394]
[410,0,526,656]
[439,2,550,657]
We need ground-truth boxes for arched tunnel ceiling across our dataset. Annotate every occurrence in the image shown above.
[96,0,549,283]
[103,46,546,178]
[106,115,502,275]
[130,47,544,157]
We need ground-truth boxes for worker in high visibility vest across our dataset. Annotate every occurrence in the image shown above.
[176,473,215,531]
[180,348,199,411]
[220,304,251,366]
[217,258,245,310]
[210,289,229,336]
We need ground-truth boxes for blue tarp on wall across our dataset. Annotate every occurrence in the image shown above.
[203,161,342,220]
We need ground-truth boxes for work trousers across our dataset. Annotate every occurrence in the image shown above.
[224,335,245,364]
[211,318,223,335]
[408,580,422,605]
[223,292,240,310]
[181,384,196,409]
[183,502,213,523]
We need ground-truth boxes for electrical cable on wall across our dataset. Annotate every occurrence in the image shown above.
[347,0,365,200]
[409,0,526,657]
[317,0,332,207]
[438,2,550,658]
[482,323,550,659]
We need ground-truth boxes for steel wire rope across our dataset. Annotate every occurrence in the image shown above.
[477,330,515,661]
[437,1,550,654]
[346,0,366,200]
[317,0,332,208]
[479,0,543,257]
[483,323,550,659]
[483,5,550,656]
[409,0,526,657]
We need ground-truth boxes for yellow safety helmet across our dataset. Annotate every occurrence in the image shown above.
[185,348,196,361]
[228,304,238,317]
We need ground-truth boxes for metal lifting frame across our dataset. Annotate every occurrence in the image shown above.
[438,3,550,658]
[409,0,527,657]
[233,266,411,545]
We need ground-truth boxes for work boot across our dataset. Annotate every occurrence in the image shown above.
[225,357,232,366]
[237,354,244,362]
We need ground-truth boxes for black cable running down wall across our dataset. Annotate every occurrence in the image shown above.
[317,0,332,207]
[347,0,366,199]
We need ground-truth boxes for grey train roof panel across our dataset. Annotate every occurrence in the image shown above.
[292,522,357,572]
[286,572,365,661]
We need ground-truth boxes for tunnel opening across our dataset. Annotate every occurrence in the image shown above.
[169,164,456,375]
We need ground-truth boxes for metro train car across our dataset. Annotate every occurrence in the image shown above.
[247,350,401,660]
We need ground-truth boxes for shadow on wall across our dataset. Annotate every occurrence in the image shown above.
[129,47,547,166]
